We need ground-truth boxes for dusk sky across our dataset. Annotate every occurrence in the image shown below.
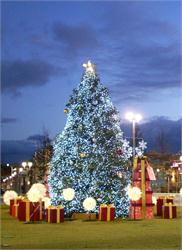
[1,1,181,142]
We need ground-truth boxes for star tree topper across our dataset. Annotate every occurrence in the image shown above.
[83,60,95,73]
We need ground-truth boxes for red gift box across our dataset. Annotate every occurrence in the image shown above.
[18,200,44,222]
[166,198,173,204]
[46,206,64,223]
[107,204,115,221]
[130,204,142,220]
[146,191,153,204]
[162,203,176,219]
[12,204,19,218]
[99,204,107,221]
[10,198,22,216]
[157,197,174,216]
[145,204,154,219]
[99,204,115,221]
[130,203,154,220]
[145,181,152,191]
[157,197,166,216]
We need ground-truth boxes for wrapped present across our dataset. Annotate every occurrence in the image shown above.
[130,203,154,220]
[133,169,141,180]
[157,197,174,216]
[99,204,107,221]
[46,205,64,223]
[157,197,166,216]
[18,200,44,222]
[10,198,22,216]
[145,204,154,219]
[146,191,153,204]
[130,204,142,220]
[133,181,141,188]
[145,181,152,191]
[166,197,174,204]
[162,203,176,219]
[107,204,115,221]
[12,204,19,218]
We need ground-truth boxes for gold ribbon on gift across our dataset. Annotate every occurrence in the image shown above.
[99,204,107,221]
[133,157,138,170]
[14,197,21,205]
[57,205,63,223]
[39,201,43,220]
[47,205,55,223]
[107,204,114,221]
[14,204,19,217]
[141,159,146,219]
[25,200,30,222]
[163,202,173,219]
[133,156,147,171]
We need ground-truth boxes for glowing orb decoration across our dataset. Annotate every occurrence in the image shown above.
[42,197,51,209]
[83,197,96,211]
[3,190,18,206]
[63,188,75,201]
[128,186,141,201]
[152,196,157,205]
[180,187,182,197]
[27,183,46,202]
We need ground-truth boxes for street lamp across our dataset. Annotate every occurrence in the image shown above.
[125,112,142,161]
[20,161,33,194]
[22,161,33,169]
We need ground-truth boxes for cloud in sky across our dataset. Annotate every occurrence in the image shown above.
[1,1,181,143]
[52,22,99,53]
[1,117,18,124]
[94,3,181,103]
[1,59,58,95]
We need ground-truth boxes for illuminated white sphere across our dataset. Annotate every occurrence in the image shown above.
[3,190,18,206]
[63,188,75,201]
[128,187,141,201]
[152,196,157,205]
[83,197,96,211]
[27,183,46,202]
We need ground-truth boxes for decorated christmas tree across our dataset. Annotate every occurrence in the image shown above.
[48,61,132,217]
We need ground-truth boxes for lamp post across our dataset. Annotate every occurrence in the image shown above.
[21,161,33,194]
[125,112,142,163]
